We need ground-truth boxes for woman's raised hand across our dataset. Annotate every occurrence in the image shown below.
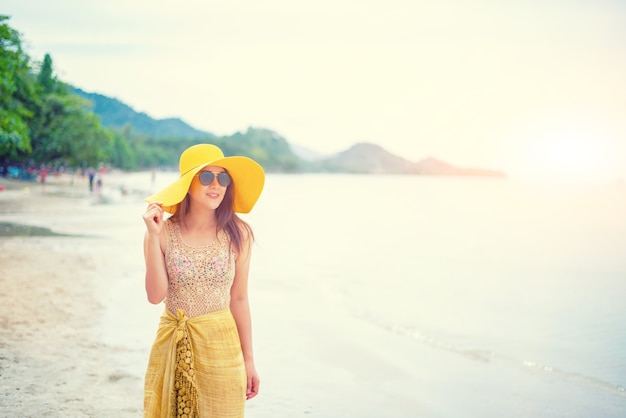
[143,203,164,235]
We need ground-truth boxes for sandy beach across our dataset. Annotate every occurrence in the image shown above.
[0,172,460,417]
[2,171,625,418]
[0,172,153,417]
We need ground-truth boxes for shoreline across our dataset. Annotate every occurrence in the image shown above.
[2,173,625,417]
[0,172,151,416]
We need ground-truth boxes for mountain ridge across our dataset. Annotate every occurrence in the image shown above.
[71,87,213,139]
[324,143,506,177]
[73,87,505,177]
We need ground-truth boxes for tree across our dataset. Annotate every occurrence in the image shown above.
[106,130,136,170]
[29,93,113,167]
[36,53,57,94]
[0,15,36,159]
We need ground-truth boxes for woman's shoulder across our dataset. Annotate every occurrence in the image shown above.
[164,216,178,226]
[163,217,180,236]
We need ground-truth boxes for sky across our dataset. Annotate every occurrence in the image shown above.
[4,0,626,181]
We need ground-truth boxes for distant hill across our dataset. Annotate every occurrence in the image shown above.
[218,127,301,172]
[70,88,505,177]
[413,156,506,177]
[318,143,506,177]
[320,143,416,173]
[70,87,213,139]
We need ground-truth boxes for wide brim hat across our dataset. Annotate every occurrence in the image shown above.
[145,144,265,214]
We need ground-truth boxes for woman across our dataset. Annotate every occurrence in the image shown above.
[142,144,264,417]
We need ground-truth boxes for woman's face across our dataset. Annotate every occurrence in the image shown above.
[188,165,229,211]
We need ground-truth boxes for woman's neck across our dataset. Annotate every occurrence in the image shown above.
[182,208,217,232]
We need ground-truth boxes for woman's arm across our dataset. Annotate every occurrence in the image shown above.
[142,203,168,304]
[230,227,260,400]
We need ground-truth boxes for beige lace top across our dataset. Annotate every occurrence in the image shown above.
[164,219,235,318]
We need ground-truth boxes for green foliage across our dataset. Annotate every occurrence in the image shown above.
[0,110,30,157]
[70,87,211,139]
[219,128,300,171]
[0,17,310,174]
[0,17,118,170]
[121,128,303,172]
[69,87,306,171]
[128,135,198,168]
[106,130,136,170]
[36,54,56,94]
[28,93,113,166]
[0,15,35,157]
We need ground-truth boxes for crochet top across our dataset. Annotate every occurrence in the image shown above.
[163,219,235,318]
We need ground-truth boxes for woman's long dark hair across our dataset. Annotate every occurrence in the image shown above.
[215,177,254,255]
[172,170,253,255]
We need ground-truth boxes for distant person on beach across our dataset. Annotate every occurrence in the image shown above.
[142,144,264,417]
[87,167,95,192]
[39,166,49,191]
[95,175,102,195]
[39,166,49,183]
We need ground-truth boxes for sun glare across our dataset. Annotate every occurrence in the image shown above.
[505,115,621,182]
[531,132,608,180]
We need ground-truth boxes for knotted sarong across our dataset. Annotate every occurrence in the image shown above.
[144,308,246,417]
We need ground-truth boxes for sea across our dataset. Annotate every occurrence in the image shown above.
[100,171,626,417]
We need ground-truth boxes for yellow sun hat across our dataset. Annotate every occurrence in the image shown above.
[145,144,265,214]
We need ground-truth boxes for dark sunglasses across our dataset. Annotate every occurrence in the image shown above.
[197,171,231,187]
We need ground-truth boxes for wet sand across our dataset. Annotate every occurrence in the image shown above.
[0,173,148,417]
[4,172,623,418]
[0,172,435,417]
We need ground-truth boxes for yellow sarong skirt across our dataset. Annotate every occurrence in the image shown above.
[144,308,246,417]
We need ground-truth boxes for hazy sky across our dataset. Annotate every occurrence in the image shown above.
[4,0,626,181]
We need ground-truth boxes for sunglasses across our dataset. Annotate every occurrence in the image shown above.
[196,171,231,187]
